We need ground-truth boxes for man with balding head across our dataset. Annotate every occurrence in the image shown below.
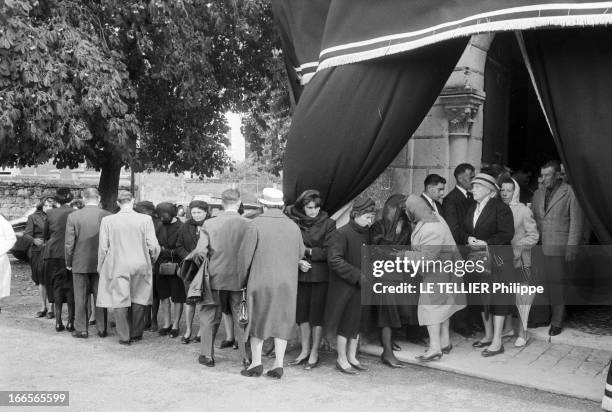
[65,188,112,338]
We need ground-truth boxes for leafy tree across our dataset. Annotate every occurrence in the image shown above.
[0,0,286,209]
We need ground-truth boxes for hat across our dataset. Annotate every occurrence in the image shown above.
[189,200,209,211]
[55,187,74,204]
[156,202,178,217]
[472,173,500,192]
[258,188,284,206]
[134,200,155,214]
[351,196,376,216]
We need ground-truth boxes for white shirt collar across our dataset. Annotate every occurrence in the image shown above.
[422,193,440,214]
[456,185,468,198]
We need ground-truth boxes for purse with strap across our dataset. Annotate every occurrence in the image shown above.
[238,288,248,326]
[159,250,179,276]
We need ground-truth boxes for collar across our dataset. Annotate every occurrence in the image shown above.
[546,179,562,193]
[456,186,468,197]
[422,193,436,205]
[477,195,491,211]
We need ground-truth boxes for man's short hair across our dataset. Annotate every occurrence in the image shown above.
[117,190,133,204]
[424,174,446,188]
[55,187,74,205]
[83,187,100,201]
[454,163,475,179]
[541,160,561,173]
[221,188,241,204]
[500,177,515,188]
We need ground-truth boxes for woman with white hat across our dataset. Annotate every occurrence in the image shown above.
[464,172,515,357]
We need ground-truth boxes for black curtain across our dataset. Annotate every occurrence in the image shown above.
[522,27,612,244]
[283,38,468,213]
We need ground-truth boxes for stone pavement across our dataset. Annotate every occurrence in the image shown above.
[361,330,612,402]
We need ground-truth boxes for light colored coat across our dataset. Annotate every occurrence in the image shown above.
[408,218,466,326]
[509,203,539,267]
[531,182,584,256]
[97,209,160,308]
[0,216,16,299]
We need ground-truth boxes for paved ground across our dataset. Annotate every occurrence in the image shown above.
[0,261,603,411]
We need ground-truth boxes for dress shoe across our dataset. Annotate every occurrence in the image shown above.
[72,331,88,339]
[194,336,201,343]
[46,311,55,319]
[66,322,75,332]
[181,336,191,344]
[35,310,47,318]
[266,367,284,379]
[472,340,492,348]
[198,355,215,367]
[305,360,319,370]
[130,335,142,342]
[482,346,505,357]
[416,352,442,362]
[118,340,131,345]
[441,344,453,354]
[549,326,563,336]
[514,334,531,348]
[288,357,308,366]
[158,326,172,336]
[89,320,96,326]
[348,361,368,372]
[169,329,179,338]
[219,339,236,349]
[381,356,405,368]
[335,362,358,375]
[241,364,263,377]
[97,331,108,338]
[55,323,65,332]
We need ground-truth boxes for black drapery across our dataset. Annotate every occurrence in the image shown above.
[521,28,612,244]
[282,38,468,212]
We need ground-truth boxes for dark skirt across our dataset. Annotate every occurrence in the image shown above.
[44,258,74,304]
[324,275,361,339]
[296,281,328,326]
[156,274,187,303]
[469,249,515,317]
[30,248,44,286]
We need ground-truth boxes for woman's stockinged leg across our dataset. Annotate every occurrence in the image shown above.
[249,337,263,368]
[336,335,350,368]
[273,338,288,369]
[308,325,323,364]
[347,335,361,365]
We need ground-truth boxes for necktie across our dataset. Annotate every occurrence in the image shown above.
[467,192,474,201]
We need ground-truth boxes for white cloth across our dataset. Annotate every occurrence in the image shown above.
[472,195,491,228]
[0,216,16,299]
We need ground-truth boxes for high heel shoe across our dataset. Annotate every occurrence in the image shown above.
[472,340,492,348]
[66,322,75,332]
[240,364,263,377]
[35,309,47,318]
[335,361,357,375]
[305,359,319,370]
[381,356,405,368]
[415,352,442,362]
[441,344,453,354]
[169,329,179,338]
[288,357,308,366]
[348,361,368,372]
[266,367,284,379]
[55,323,65,332]
[158,326,172,336]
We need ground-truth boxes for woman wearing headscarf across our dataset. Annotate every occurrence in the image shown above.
[24,196,55,318]
[404,195,466,361]
[325,197,377,375]
[369,194,414,368]
[0,213,16,312]
[500,177,539,347]
[154,202,185,338]
[465,173,515,357]
[285,190,336,369]
[176,200,209,344]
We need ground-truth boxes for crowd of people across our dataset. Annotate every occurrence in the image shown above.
[0,158,586,379]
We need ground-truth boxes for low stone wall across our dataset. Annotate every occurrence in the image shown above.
[0,179,129,220]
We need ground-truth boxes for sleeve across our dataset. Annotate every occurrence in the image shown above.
[327,229,360,285]
[403,226,444,263]
[486,203,515,245]
[237,222,258,287]
[146,218,161,262]
[97,219,110,273]
[185,224,210,265]
[443,196,467,245]
[64,214,76,267]
[518,207,539,247]
[24,215,35,242]
[567,188,585,247]
[310,219,336,262]
[175,225,189,260]
[0,218,16,256]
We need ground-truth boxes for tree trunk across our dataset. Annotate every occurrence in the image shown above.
[98,159,122,212]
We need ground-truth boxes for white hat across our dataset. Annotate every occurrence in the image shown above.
[258,188,284,206]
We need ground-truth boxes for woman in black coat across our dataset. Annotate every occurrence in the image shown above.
[176,200,210,344]
[464,173,515,357]
[325,197,377,375]
[286,190,336,369]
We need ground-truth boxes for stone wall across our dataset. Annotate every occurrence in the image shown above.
[0,179,129,220]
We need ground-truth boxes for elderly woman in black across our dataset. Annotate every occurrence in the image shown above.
[155,202,185,338]
[465,173,515,357]
[326,197,377,375]
[176,200,209,344]
[25,196,55,318]
[286,190,336,369]
[370,194,414,368]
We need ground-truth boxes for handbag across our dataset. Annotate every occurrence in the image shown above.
[178,259,199,283]
[238,288,248,327]
[159,250,178,276]
[467,247,492,276]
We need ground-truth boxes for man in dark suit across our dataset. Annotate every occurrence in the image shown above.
[44,187,76,331]
[442,163,479,337]
[531,160,584,336]
[188,189,253,368]
[65,188,112,338]
[421,174,446,215]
